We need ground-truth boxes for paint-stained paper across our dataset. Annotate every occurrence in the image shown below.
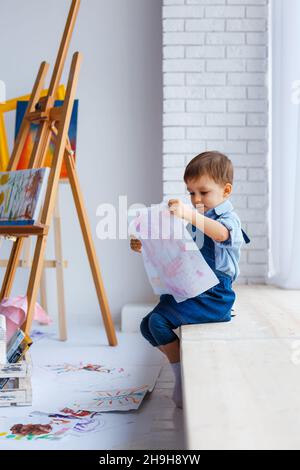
[72,385,149,412]
[128,202,219,302]
[0,415,74,441]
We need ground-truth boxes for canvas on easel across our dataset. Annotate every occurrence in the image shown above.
[0,86,66,172]
[15,100,78,180]
[0,168,49,225]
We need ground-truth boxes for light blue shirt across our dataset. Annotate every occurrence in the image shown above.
[188,199,245,282]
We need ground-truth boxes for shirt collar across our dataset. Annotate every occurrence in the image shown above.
[205,199,234,217]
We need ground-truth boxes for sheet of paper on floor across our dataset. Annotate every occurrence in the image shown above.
[29,412,105,436]
[41,362,126,376]
[38,363,162,393]
[0,319,165,449]
[0,410,152,449]
[31,408,140,433]
[71,385,149,412]
[0,415,75,441]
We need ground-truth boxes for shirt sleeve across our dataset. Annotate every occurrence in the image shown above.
[215,213,243,248]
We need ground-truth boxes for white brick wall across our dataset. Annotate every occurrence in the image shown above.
[163,0,269,284]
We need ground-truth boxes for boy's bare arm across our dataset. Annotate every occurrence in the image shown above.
[189,211,229,242]
[168,199,229,243]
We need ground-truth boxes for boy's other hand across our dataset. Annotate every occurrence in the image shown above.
[168,199,191,220]
[130,238,142,253]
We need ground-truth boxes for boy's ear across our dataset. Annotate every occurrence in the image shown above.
[224,183,232,197]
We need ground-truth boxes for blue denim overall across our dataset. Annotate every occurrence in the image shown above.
[140,225,250,347]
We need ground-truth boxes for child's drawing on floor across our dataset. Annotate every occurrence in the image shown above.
[30,412,105,436]
[0,415,74,441]
[43,363,125,376]
[32,408,100,420]
[72,385,149,412]
[71,417,105,435]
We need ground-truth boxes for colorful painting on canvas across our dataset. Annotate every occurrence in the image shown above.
[15,100,78,179]
[0,168,49,225]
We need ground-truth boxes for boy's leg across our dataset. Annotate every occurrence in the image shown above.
[158,338,180,363]
[159,339,182,409]
[141,312,181,361]
[147,312,183,408]
[147,312,180,354]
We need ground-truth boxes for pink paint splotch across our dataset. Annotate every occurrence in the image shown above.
[162,257,183,278]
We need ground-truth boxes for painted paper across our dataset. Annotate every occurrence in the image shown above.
[43,363,125,376]
[30,411,105,436]
[72,385,149,412]
[0,415,74,441]
[32,408,100,420]
[128,201,219,302]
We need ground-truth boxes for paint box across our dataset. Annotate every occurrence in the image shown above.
[0,353,32,407]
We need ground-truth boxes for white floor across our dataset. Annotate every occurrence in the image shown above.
[0,314,185,450]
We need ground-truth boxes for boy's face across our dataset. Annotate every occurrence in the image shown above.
[186,174,232,213]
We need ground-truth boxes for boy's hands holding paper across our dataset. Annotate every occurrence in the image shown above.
[130,198,226,254]
[130,200,191,255]
[168,199,195,220]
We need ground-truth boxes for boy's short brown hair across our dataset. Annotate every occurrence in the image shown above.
[184,151,234,186]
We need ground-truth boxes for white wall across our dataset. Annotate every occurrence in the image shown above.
[0,0,163,325]
[162,0,269,284]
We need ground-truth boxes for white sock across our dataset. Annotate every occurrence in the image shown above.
[171,362,183,409]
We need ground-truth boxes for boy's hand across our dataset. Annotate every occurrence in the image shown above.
[130,238,142,253]
[168,199,192,220]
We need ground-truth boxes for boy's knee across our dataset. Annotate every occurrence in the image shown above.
[148,311,165,333]
[148,311,178,346]
[140,314,159,347]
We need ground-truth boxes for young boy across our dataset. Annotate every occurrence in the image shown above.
[130,151,250,408]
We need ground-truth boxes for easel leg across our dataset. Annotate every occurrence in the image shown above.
[23,235,47,335]
[64,152,118,346]
[22,238,31,268]
[0,238,24,300]
[22,237,48,313]
[54,189,67,341]
[40,268,48,314]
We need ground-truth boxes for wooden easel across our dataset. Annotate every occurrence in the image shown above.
[0,85,69,341]
[0,0,117,346]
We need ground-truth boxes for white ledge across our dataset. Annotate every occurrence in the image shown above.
[181,285,300,450]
